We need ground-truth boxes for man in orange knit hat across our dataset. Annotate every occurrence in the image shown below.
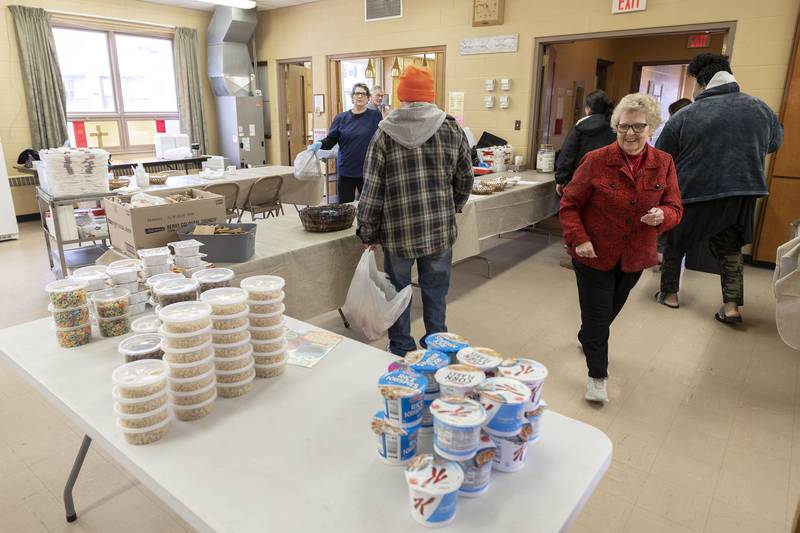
[357,65,474,356]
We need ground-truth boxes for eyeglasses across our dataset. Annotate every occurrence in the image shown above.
[617,123,648,133]
[373,94,384,98]
[353,92,368,97]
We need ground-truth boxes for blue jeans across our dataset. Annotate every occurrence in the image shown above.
[383,248,453,356]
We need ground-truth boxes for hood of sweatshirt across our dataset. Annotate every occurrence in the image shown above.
[378,102,447,149]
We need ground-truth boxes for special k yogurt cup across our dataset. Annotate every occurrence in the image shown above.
[497,358,549,408]
[456,347,503,376]
[372,411,421,466]
[421,392,438,429]
[424,333,469,360]
[431,396,487,461]
[434,364,485,398]
[455,433,497,497]
[489,423,532,473]
[378,370,427,428]
[406,350,450,394]
[526,400,548,443]
[476,377,530,437]
[404,454,464,528]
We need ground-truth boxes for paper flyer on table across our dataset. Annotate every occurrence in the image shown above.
[285,327,342,368]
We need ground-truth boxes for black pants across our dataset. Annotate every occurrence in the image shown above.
[338,176,363,203]
[573,259,642,379]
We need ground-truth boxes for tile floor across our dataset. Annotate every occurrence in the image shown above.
[0,219,797,533]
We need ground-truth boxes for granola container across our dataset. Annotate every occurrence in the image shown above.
[171,390,216,421]
[404,454,464,528]
[114,402,169,429]
[168,379,217,406]
[497,358,549,409]
[249,321,285,341]
[216,369,256,397]
[168,367,216,393]
[424,333,469,359]
[456,347,503,377]
[146,272,184,290]
[116,415,170,445]
[200,287,249,315]
[137,247,171,266]
[118,333,164,363]
[476,377,530,437]
[252,348,286,366]
[247,293,285,314]
[164,353,215,379]
[91,288,131,318]
[160,338,213,363]
[112,359,168,399]
[158,301,212,333]
[97,314,131,337]
[46,278,88,309]
[240,275,285,300]
[193,268,234,292]
[406,350,450,394]
[215,360,255,384]
[49,303,90,329]
[169,239,204,257]
[215,348,255,371]
[251,337,286,354]
[372,411,421,466]
[112,387,168,415]
[55,323,92,348]
[489,424,531,473]
[153,278,200,307]
[107,265,140,285]
[378,370,427,428]
[434,364,485,398]
[254,361,287,378]
[158,325,213,350]
[143,263,173,278]
[214,334,253,358]
[212,324,251,344]
[210,309,249,330]
[71,265,109,291]
[454,433,496,497]
[248,303,285,327]
[431,396,487,461]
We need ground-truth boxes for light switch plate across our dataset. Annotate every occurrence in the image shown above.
[499,95,510,108]
[484,95,495,108]
[500,78,511,90]
[485,79,496,91]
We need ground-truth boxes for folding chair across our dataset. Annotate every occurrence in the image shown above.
[240,176,284,221]
[204,182,241,222]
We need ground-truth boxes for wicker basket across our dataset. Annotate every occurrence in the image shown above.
[299,204,356,233]
[108,178,130,191]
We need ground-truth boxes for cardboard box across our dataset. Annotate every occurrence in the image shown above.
[104,188,226,256]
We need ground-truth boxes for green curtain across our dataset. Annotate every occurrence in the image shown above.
[9,5,69,150]
[174,27,209,154]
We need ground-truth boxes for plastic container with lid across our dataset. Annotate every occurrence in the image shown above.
[71,265,109,291]
[248,303,285,327]
[497,358,549,409]
[215,349,255,371]
[55,323,92,348]
[434,364,485,398]
[46,278,88,309]
[213,334,253,358]
[49,303,90,329]
[137,247,171,266]
[181,264,211,277]
[252,348,285,366]
[431,396,487,461]
[97,314,131,337]
[424,333,469,359]
[210,308,249,330]
[143,263,173,278]
[489,424,531,472]
[404,454,464,528]
[158,301,212,333]
[129,302,147,315]
[169,239,204,257]
[372,411,420,466]
[217,370,256,397]
[250,336,285,354]
[211,323,250,345]
[107,265,140,285]
[112,359,168,399]
[454,432,496,497]
[159,326,213,351]
[116,415,170,445]
[114,402,169,429]
[174,253,207,269]
[128,290,149,306]
[146,272,184,290]
[91,287,131,318]
[193,268,235,292]
[406,350,450,394]
[153,278,200,307]
[168,367,216,393]
[536,143,555,173]
[248,294,285,314]
[215,360,255,383]
[131,315,161,334]
[109,258,142,270]
[168,379,217,406]
[378,370,427,428]
[115,281,140,294]
[254,360,287,378]
[240,275,285,301]
[475,377,529,437]
[200,287,248,315]
[249,321,285,341]
[112,387,167,415]
[118,333,164,363]
[164,353,215,379]
[171,389,216,421]
[456,347,503,376]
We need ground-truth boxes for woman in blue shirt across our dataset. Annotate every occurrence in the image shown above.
[311,83,382,203]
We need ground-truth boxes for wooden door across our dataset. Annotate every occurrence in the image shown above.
[285,64,310,162]
[755,14,800,262]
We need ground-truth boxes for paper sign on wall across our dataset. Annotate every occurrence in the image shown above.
[612,0,646,14]
[448,91,465,126]
[243,138,251,152]
[249,124,256,136]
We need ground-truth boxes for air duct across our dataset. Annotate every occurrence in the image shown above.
[207,6,257,97]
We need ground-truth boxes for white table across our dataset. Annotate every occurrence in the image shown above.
[0,315,610,533]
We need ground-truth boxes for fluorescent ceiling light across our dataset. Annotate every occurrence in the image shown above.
[194,0,256,9]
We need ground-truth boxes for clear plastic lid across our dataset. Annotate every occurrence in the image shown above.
[48,303,89,312]
[430,396,487,427]
[108,259,142,270]
[107,265,140,276]
[246,293,285,306]
[169,239,204,250]
[216,370,256,386]
[200,287,248,305]
[111,359,168,388]
[193,268,234,284]
[404,454,465,494]
[212,332,253,348]
[248,303,285,318]
[73,265,107,277]
[137,247,171,258]
[157,301,212,323]
[240,275,285,293]
[247,320,285,332]
[475,377,530,404]
[91,287,131,303]
[146,272,184,289]
[210,323,249,335]
[115,415,170,434]
[112,386,166,404]
[131,315,161,334]
[215,359,254,376]
[158,324,213,339]
[159,337,212,353]
[118,333,163,357]
[54,322,92,332]
[153,278,200,296]
[114,402,168,420]
[45,278,88,294]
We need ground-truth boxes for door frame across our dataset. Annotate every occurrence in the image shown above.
[630,60,692,94]
[528,21,737,158]
[276,56,312,166]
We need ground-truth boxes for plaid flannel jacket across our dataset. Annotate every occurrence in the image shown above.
[356,116,474,258]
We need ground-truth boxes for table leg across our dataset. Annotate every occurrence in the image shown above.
[64,434,92,523]
[455,255,493,279]
[337,308,350,329]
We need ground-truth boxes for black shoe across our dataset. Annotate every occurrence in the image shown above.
[714,307,742,324]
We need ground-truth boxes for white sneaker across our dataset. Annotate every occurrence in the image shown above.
[576,335,583,353]
[585,378,608,403]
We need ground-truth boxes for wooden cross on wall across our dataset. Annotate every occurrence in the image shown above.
[89,125,109,148]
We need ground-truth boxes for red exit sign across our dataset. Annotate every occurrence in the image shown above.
[612,0,647,14]
[688,34,711,49]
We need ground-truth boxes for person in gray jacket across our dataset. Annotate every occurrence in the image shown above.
[654,53,783,324]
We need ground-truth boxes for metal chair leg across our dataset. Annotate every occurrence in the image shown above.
[64,434,92,523]
[338,308,350,329]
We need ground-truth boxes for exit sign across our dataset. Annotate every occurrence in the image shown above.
[688,34,711,48]
[612,0,646,13]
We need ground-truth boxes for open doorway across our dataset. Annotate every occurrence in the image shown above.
[276,58,313,165]
[633,62,696,142]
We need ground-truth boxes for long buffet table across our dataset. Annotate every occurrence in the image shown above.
[0,314,611,533]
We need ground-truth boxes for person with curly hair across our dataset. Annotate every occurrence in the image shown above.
[654,54,783,324]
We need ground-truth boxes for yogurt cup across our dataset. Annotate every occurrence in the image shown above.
[146,272,184,289]
[489,424,531,473]
[404,454,464,528]
[169,239,204,257]
[454,433,497,497]
[421,392,437,428]
[456,347,503,376]
[118,333,164,363]
[476,377,530,437]
[378,370,427,428]
[406,350,450,394]
[71,266,109,291]
[45,278,88,309]
[143,263,173,278]
[131,315,161,334]
[433,364,485,398]
[193,268,235,292]
[240,275,285,300]
[137,247,171,266]
[372,411,421,466]
[424,333,469,358]
[200,287,249,315]
[107,265,140,284]
[526,400,547,442]
[174,253,207,269]
[497,358,549,408]
[430,396,487,461]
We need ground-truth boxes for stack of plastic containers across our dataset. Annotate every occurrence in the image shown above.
[169,239,207,277]
[106,258,148,316]
[497,358,549,444]
[201,287,255,398]
[373,369,427,465]
[118,333,164,363]
[158,302,217,421]
[91,288,131,337]
[474,377,532,473]
[152,278,200,312]
[138,247,173,279]
[71,265,110,295]
[46,279,91,348]
[405,350,450,435]
[111,359,170,445]
[240,275,287,379]
[193,268,234,293]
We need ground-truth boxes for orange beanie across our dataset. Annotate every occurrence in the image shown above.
[397,65,435,103]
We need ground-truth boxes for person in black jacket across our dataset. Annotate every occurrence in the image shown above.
[555,90,616,196]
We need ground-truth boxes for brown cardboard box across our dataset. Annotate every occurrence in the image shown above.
[104,188,226,256]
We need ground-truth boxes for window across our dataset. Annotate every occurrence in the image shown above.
[53,27,180,153]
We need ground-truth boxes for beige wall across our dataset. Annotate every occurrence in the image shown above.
[255,0,798,166]
[0,0,218,177]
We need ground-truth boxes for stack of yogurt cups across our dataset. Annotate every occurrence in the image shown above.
[240,275,288,379]
[404,350,450,434]
[106,258,149,316]
[111,359,171,445]
[157,301,217,421]
[423,333,470,363]
[90,287,132,338]
[474,376,533,473]
[373,368,427,466]
[45,279,92,348]
[169,239,208,277]
[201,287,255,398]
[497,358,549,444]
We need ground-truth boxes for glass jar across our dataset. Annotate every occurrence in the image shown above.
[536,144,555,173]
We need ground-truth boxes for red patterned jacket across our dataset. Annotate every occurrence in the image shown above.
[559,143,683,272]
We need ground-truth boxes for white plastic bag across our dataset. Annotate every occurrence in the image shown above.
[294,149,322,181]
[342,250,412,340]
[774,236,800,350]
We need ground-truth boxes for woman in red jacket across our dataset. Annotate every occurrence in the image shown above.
[560,93,683,403]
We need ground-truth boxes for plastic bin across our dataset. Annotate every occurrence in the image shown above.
[176,223,257,263]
